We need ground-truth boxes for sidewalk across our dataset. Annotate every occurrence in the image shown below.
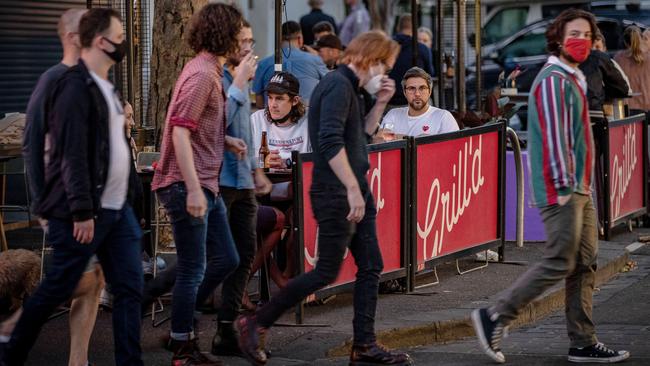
[15,226,643,365]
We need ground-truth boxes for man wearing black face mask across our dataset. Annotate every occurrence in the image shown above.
[2,8,145,366]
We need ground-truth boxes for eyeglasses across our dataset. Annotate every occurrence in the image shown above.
[242,39,256,47]
[404,85,430,94]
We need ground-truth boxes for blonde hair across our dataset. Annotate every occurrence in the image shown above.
[624,26,644,64]
[339,31,400,71]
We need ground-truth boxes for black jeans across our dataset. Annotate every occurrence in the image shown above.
[4,206,144,366]
[256,185,383,345]
[218,187,258,322]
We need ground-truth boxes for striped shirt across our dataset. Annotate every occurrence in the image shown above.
[152,51,226,194]
[527,56,595,207]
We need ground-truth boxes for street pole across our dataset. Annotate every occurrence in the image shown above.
[436,0,443,108]
[274,0,282,72]
[475,0,482,112]
[411,0,418,68]
[456,0,466,113]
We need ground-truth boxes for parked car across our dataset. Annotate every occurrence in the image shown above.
[466,16,647,111]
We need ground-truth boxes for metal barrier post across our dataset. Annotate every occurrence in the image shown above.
[506,127,524,247]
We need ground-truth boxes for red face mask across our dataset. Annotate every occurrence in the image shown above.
[563,38,592,63]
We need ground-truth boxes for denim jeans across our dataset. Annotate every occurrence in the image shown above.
[218,187,258,322]
[156,183,239,338]
[256,185,383,345]
[4,205,144,366]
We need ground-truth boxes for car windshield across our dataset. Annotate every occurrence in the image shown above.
[484,7,529,45]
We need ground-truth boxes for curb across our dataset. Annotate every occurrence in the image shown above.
[326,248,631,357]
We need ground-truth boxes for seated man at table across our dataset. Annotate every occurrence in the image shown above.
[378,66,458,141]
[244,71,311,309]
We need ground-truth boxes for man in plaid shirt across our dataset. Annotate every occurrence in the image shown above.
[151,4,247,365]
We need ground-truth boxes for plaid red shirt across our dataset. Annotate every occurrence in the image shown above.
[152,51,226,194]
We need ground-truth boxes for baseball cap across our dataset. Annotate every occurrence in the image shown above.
[313,34,343,51]
[265,72,300,96]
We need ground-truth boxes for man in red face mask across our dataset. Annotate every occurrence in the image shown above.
[471,9,631,364]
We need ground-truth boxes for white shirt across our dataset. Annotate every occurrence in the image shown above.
[90,71,130,210]
[251,109,311,166]
[380,104,459,137]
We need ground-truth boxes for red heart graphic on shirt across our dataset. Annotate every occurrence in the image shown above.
[422,125,430,132]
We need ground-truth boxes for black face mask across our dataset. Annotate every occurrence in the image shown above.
[101,37,127,63]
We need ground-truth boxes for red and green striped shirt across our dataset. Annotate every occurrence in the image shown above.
[527,56,595,207]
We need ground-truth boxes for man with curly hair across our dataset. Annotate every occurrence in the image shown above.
[151,3,248,365]
[471,9,630,364]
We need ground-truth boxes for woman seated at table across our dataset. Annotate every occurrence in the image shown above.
[244,71,311,309]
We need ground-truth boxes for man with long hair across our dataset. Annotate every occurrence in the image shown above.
[472,9,630,364]
[151,3,247,365]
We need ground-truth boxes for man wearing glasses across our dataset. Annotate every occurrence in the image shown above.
[379,67,458,141]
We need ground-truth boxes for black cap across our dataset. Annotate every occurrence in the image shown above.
[313,34,343,50]
[265,72,300,95]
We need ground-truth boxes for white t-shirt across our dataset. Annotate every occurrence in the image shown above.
[251,109,311,166]
[90,71,130,210]
[380,105,459,136]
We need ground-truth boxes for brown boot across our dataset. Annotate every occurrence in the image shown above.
[349,343,413,365]
[170,338,223,366]
[234,314,267,365]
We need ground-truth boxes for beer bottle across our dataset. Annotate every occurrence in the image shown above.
[259,131,270,172]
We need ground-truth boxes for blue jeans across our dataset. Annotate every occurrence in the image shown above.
[156,183,239,338]
[256,185,383,345]
[4,205,144,366]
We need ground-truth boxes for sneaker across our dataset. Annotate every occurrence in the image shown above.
[170,338,222,366]
[142,259,154,280]
[349,342,413,365]
[471,308,507,363]
[568,342,630,363]
[234,314,267,365]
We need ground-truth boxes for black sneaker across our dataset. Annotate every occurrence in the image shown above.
[568,342,630,363]
[471,308,506,364]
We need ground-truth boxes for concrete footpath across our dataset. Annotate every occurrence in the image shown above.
[16,227,647,365]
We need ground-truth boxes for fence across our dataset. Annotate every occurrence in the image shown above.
[290,122,506,322]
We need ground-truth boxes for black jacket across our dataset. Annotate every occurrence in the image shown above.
[579,50,630,111]
[300,9,338,46]
[308,65,372,192]
[39,59,140,221]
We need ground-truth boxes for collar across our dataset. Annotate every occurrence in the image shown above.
[547,55,587,92]
[338,64,361,93]
[408,104,430,117]
[311,8,323,13]
[547,55,585,80]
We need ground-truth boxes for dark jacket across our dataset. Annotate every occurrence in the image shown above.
[39,59,139,221]
[22,63,68,214]
[579,50,630,111]
[308,64,372,192]
[300,8,338,46]
[388,33,435,106]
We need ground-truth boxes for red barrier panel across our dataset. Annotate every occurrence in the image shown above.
[603,114,648,238]
[293,140,409,299]
[412,123,505,272]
